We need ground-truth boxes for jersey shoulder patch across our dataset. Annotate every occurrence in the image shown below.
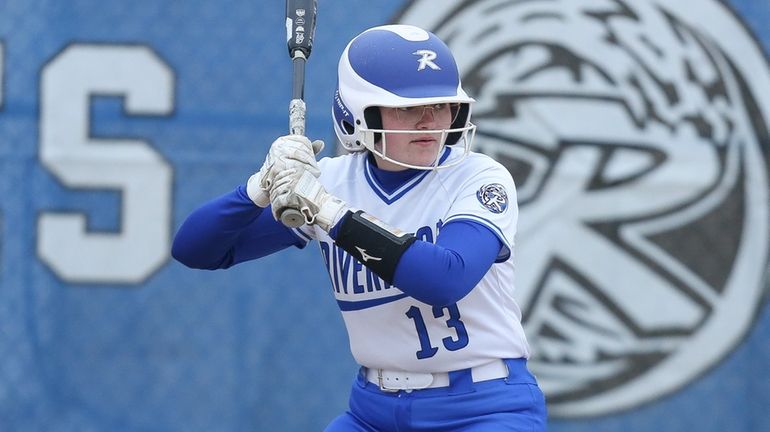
[476,183,509,214]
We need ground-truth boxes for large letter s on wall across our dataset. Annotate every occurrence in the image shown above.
[38,45,173,284]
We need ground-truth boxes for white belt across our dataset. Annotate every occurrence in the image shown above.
[365,359,509,392]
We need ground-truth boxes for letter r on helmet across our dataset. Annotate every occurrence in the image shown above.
[413,50,441,71]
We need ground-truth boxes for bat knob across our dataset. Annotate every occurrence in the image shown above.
[280,208,305,228]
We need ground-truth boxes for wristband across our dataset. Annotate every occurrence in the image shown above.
[334,211,416,284]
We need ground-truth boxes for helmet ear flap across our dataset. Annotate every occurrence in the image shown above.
[364,107,383,143]
[333,88,362,150]
[341,120,355,135]
[446,103,470,145]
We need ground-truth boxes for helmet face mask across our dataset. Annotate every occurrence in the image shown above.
[332,25,476,170]
[362,124,477,170]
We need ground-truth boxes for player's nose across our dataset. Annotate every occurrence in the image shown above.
[415,106,437,128]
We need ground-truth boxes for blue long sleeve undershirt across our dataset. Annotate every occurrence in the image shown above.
[171,186,303,269]
[390,222,501,306]
[172,184,503,307]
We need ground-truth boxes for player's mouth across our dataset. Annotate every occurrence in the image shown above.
[410,136,438,146]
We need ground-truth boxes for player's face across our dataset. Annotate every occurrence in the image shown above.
[375,104,457,171]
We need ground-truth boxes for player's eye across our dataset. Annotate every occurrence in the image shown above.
[391,103,462,124]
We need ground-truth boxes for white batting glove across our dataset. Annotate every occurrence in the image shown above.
[269,167,349,232]
[246,135,324,207]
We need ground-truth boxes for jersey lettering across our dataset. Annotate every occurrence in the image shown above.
[321,241,394,296]
[319,222,439,303]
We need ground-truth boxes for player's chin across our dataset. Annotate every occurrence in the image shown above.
[408,148,441,167]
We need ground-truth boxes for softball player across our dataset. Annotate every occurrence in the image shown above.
[173,24,547,431]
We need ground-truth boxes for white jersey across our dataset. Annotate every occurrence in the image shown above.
[294,147,530,372]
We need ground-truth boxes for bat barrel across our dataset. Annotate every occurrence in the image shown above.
[286,0,317,58]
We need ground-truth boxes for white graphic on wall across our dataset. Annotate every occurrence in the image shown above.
[397,0,770,417]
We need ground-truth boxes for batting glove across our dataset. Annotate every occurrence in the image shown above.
[269,167,349,232]
[246,135,324,207]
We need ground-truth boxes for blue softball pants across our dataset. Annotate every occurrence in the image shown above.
[324,359,547,431]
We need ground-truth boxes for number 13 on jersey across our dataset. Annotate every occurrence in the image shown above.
[406,304,469,359]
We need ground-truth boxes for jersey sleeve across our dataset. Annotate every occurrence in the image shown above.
[444,160,518,262]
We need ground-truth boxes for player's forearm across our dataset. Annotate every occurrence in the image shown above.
[172,185,274,269]
[391,221,501,306]
[330,215,501,306]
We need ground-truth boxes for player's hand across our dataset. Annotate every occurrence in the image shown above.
[246,135,324,207]
[269,166,349,232]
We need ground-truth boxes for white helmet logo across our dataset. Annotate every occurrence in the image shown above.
[413,49,441,71]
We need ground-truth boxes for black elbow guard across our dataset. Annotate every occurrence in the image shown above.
[334,210,416,284]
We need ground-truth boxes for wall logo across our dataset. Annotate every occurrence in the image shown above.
[397,0,770,417]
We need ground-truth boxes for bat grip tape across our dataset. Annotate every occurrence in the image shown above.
[333,210,416,285]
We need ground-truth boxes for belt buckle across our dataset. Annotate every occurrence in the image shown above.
[377,369,400,393]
